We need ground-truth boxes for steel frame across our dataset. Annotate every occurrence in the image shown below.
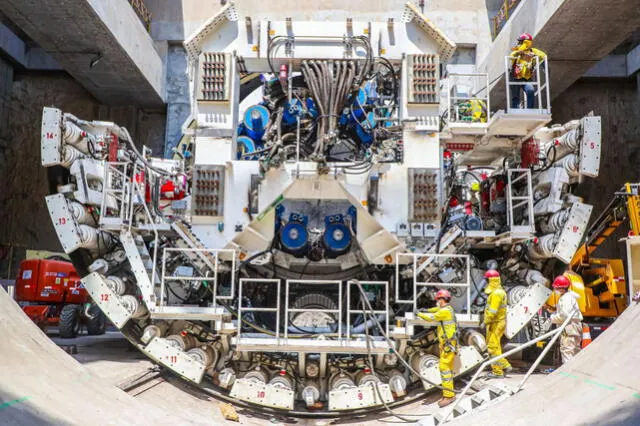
[395,252,472,320]
[504,55,551,114]
[100,162,132,228]
[160,247,236,309]
[446,72,491,124]
[506,168,535,235]
[237,278,281,343]
[284,279,342,340]
[345,280,389,340]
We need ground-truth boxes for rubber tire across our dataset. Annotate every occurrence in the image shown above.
[86,304,106,335]
[59,304,81,338]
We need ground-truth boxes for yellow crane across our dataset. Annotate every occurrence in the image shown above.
[548,183,640,318]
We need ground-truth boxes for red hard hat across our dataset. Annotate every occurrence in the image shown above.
[518,33,533,42]
[484,269,500,279]
[552,275,571,289]
[435,289,451,301]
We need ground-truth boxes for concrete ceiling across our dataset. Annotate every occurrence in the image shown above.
[0,0,165,109]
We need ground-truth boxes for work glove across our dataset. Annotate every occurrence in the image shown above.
[479,321,485,329]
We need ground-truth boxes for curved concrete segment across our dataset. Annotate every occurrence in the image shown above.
[449,302,640,426]
[0,288,205,425]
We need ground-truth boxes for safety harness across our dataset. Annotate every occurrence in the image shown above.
[439,304,459,354]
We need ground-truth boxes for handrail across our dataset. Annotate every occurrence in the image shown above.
[446,73,490,124]
[128,0,152,32]
[128,164,159,289]
[160,246,236,308]
[395,252,472,320]
[504,55,550,113]
[491,0,523,39]
[442,310,578,422]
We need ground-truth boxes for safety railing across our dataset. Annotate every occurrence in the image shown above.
[446,73,490,125]
[504,55,550,114]
[284,280,342,339]
[490,0,523,39]
[395,253,472,319]
[506,168,535,235]
[160,247,236,308]
[100,162,132,229]
[346,280,389,340]
[127,164,160,289]
[237,278,281,342]
[128,0,152,32]
[442,310,578,422]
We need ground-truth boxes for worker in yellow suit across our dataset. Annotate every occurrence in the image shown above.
[458,99,487,123]
[417,289,458,407]
[509,33,547,109]
[481,269,512,379]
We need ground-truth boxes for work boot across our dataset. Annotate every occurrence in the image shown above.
[504,366,514,376]
[438,397,456,408]
[486,372,504,380]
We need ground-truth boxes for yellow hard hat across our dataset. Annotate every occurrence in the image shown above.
[470,182,480,192]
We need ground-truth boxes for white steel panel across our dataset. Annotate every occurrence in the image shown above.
[142,337,206,383]
[375,164,409,231]
[419,346,484,390]
[120,230,156,309]
[505,283,552,339]
[81,272,134,328]
[229,379,294,410]
[402,131,440,168]
[553,202,593,264]
[195,138,233,166]
[45,194,83,253]
[454,346,484,375]
[69,159,112,207]
[41,107,62,166]
[579,116,601,177]
[328,384,394,411]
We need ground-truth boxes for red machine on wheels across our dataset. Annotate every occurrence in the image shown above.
[14,258,106,338]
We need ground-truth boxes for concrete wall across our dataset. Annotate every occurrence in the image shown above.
[88,0,165,102]
[0,71,166,264]
[164,44,191,157]
[0,56,12,145]
[0,23,60,70]
[551,77,640,260]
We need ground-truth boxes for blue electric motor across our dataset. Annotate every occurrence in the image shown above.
[353,111,377,146]
[465,215,483,231]
[236,135,256,160]
[282,98,318,126]
[279,213,309,257]
[323,214,352,258]
[243,104,270,142]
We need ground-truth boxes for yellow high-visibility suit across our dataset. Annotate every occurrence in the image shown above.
[458,100,487,123]
[509,40,547,80]
[484,279,512,375]
[417,304,458,398]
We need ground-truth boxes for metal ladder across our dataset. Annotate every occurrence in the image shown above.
[99,162,132,230]
[506,168,535,236]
